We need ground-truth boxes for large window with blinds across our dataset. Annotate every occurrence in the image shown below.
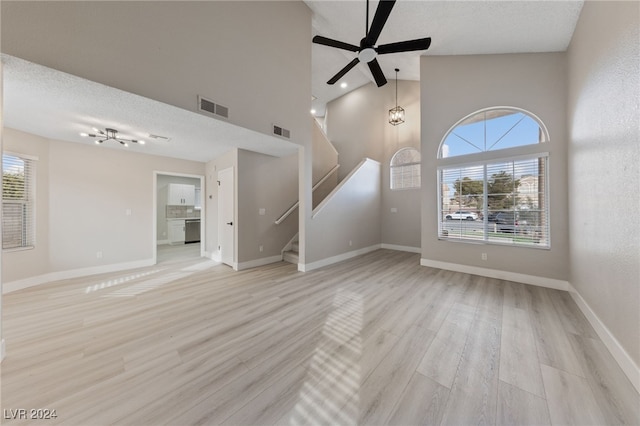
[3,153,36,250]
[438,107,550,248]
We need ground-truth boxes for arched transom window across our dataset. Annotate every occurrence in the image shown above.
[390,147,420,190]
[437,107,550,248]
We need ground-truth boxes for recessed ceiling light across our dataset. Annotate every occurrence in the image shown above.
[310,109,316,115]
[340,82,348,89]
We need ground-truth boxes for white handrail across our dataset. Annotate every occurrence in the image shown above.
[274,164,340,225]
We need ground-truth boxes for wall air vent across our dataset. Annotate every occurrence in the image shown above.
[198,95,229,119]
[273,125,291,139]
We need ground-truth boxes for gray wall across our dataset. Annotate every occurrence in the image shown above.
[421,53,569,280]
[325,80,422,250]
[237,149,298,264]
[1,1,312,147]
[307,159,382,265]
[567,1,640,368]
[3,128,205,283]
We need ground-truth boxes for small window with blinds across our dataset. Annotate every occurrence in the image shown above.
[438,107,550,248]
[390,147,421,190]
[3,153,36,250]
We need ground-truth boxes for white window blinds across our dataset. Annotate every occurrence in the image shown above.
[439,155,549,247]
[391,147,421,190]
[3,153,36,250]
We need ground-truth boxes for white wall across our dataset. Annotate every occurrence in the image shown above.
[567,1,640,372]
[421,53,569,281]
[2,129,204,286]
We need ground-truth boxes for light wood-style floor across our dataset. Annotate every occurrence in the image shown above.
[1,249,638,425]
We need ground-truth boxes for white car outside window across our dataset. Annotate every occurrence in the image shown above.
[445,211,478,221]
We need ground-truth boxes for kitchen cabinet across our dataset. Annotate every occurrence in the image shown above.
[168,220,186,244]
[167,184,195,206]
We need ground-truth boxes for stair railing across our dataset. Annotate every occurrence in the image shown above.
[274,164,340,225]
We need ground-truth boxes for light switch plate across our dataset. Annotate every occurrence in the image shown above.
[259,208,266,216]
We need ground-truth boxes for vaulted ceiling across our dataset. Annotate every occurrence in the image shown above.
[2,1,584,161]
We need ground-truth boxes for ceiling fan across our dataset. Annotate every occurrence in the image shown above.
[313,0,432,87]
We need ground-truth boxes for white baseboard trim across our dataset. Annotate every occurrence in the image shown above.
[157,239,170,245]
[569,288,640,394]
[1,338,5,362]
[236,255,283,271]
[300,244,381,272]
[204,250,220,262]
[380,244,421,254]
[2,259,156,294]
[419,258,571,291]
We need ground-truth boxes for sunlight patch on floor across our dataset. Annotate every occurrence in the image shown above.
[84,269,163,294]
[289,289,363,426]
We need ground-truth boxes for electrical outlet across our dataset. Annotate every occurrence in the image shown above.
[481,252,488,261]
[349,240,353,247]
[96,251,103,259]
[259,245,263,252]
[259,208,266,216]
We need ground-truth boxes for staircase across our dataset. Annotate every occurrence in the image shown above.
[282,238,299,264]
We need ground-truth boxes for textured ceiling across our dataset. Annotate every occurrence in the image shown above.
[308,0,584,116]
[2,1,584,162]
[2,55,299,162]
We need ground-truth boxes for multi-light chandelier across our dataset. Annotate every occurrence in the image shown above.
[388,68,405,126]
[80,128,145,147]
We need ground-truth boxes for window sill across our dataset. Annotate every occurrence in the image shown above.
[3,246,35,253]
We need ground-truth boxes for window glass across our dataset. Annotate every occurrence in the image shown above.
[3,154,36,250]
[440,108,547,158]
[438,108,549,248]
[391,147,421,190]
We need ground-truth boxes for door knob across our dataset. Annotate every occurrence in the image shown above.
[226,222,233,226]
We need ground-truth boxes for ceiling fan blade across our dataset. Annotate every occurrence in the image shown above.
[327,58,361,85]
[364,0,396,46]
[377,37,432,54]
[312,35,359,52]
[367,59,387,87]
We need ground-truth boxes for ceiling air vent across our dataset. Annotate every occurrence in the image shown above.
[198,95,229,119]
[273,125,291,139]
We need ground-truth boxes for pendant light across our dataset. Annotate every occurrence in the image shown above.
[388,68,405,126]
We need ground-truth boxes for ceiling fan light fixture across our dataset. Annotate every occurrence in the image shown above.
[358,47,377,63]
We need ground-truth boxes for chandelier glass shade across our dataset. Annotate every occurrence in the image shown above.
[389,68,405,126]
[80,128,145,147]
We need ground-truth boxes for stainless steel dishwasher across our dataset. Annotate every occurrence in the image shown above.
[184,219,201,243]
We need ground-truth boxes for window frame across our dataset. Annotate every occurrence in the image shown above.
[390,147,421,190]
[436,107,550,249]
[3,152,37,251]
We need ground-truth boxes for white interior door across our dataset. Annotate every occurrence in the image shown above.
[218,167,234,267]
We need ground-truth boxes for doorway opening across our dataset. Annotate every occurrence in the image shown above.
[153,172,205,264]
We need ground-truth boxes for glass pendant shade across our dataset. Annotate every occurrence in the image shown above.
[389,106,405,125]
